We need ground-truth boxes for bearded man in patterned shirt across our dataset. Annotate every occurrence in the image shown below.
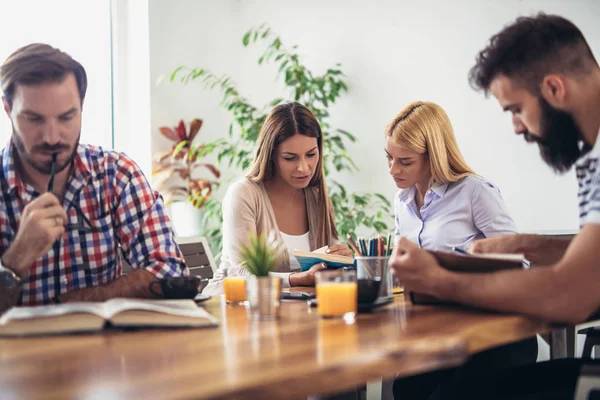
[0,43,188,311]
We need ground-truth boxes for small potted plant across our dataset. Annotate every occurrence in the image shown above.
[152,118,222,206]
[239,231,284,320]
[152,118,221,236]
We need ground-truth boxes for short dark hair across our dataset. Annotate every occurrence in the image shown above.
[0,43,87,108]
[469,13,598,94]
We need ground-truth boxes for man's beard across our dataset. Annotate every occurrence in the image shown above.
[523,98,583,173]
[12,130,80,175]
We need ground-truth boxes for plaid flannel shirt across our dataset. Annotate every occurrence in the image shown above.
[0,141,187,305]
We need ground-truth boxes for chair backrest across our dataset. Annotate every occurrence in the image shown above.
[118,237,217,281]
[176,236,217,280]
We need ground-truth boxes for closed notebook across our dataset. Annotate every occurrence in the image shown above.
[292,247,355,271]
[0,298,219,337]
[409,250,529,306]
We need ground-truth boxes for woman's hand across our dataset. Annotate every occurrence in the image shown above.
[325,243,353,257]
[289,263,327,287]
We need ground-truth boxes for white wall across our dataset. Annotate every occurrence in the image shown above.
[0,0,113,150]
[149,0,600,233]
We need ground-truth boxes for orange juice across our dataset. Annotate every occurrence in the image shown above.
[316,282,357,317]
[224,277,247,303]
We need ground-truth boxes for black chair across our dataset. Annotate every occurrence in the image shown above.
[573,363,600,399]
[119,236,217,293]
[579,327,600,359]
[176,236,217,293]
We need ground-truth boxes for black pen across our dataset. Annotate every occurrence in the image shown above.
[452,247,470,256]
[47,153,57,193]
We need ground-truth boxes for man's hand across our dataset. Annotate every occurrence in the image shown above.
[469,235,520,255]
[289,262,328,287]
[1,193,67,277]
[470,234,571,265]
[389,237,451,296]
[325,243,353,257]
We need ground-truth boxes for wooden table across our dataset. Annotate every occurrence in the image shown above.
[0,293,553,399]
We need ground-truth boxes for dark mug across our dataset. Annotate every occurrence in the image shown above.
[149,275,206,299]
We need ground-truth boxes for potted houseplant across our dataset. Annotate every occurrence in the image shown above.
[239,231,284,320]
[168,24,392,257]
[152,118,221,236]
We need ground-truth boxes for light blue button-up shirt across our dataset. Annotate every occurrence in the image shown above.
[394,175,517,252]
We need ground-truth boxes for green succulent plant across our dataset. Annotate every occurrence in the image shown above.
[239,231,283,277]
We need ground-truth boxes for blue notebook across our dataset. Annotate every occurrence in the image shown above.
[292,249,355,271]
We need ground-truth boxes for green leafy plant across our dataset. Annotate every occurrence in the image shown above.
[152,118,221,208]
[168,24,392,257]
[238,231,283,276]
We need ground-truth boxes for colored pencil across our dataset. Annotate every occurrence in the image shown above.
[346,234,362,256]
[359,237,367,256]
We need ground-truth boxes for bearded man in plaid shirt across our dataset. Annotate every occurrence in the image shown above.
[0,43,188,311]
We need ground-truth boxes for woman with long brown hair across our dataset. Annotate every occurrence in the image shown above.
[204,102,351,294]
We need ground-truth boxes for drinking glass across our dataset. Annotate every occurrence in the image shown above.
[315,269,357,323]
[223,277,247,305]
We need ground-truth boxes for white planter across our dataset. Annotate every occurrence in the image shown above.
[167,201,203,237]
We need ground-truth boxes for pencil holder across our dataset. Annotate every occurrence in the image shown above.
[354,256,393,300]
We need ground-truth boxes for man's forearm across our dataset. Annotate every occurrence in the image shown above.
[438,265,585,324]
[59,269,158,302]
[518,234,572,265]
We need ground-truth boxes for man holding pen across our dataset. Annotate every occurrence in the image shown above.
[0,43,187,311]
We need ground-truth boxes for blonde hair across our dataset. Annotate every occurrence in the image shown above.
[246,102,335,247]
[385,101,475,185]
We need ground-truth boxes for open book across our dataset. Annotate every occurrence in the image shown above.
[409,250,530,305]
[0,298,219,337]
[292,246,355,271]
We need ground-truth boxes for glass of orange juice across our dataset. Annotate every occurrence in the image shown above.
[315,269,357,322]
[223,277,247,305]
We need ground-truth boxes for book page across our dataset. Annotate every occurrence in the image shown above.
[292,249,354,264]
[474,253,525,262]
[103,298,217,321]
[313,246,328,254]
[0,302,108,324]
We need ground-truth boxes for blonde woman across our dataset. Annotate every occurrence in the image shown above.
[387,101,535,400]
[385,101,517,252]
[203,102,351,295]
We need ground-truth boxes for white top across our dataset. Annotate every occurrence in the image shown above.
[394,175,517,252]
[280,231,310,271]
[575,129,600,227]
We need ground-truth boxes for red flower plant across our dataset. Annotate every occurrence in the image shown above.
[152,118,221,208]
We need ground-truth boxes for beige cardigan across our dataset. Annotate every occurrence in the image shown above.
[203,178,338,295]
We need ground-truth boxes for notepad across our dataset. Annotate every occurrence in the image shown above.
[292,247,355,271]
[409,250,529,305]
[0,298,219,337]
